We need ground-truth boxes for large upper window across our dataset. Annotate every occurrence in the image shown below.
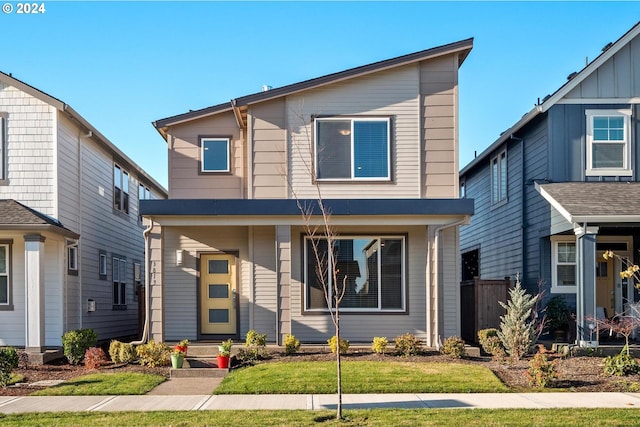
[114,164,129,214]
[304,236,405,312]
[551,237,576,293]
[586,109,632,176]
[491,150,507,205]
[315,118,390,180]
[200,137,230,172]
[0,243,11,310]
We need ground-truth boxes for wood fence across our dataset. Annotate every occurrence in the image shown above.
[460,277,511,343]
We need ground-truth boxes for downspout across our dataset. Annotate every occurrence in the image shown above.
[131,220,154,345]
[510,134,526,285]
[431,216,470,349]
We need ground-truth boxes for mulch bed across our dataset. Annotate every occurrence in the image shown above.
[2,347,639,396]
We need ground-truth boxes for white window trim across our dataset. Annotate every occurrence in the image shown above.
[99,252,107,278]
[490,149,507,206]
[68,246,78,272]
[200,137,231,173]
[314,117,391,181]
[0,243,10,307]
[551,236,577,294]
[303,235,406,312]
[113,256,126,306]
[114,164,130,213]
[0,113,6,180]
[585,109,632,177]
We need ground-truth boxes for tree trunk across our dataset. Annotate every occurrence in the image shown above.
[335,313,342,420]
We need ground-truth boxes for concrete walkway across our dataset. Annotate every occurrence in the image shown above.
[0,392,639,413]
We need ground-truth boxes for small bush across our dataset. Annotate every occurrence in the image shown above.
[284,334,300,355]
[441,336,466,359]
[238,330,267,362]
[0,347,19,387]
[84,347,108,370]
[604,352,640,376]
[136,340,170,367]
[393,333,423,357]
[62,328,98,365]
[477,328,498,349]
[371,337,389,355]
[483,336,507,360]
[119,343,137,364]
[109,340,123,363]
[525,352,558,387]
[327,336,349,354]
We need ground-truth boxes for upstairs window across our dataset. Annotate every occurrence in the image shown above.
[200,137,230,172]
[114,164,129,214]
[139,184,151,223]
[586,109,632,176]
[491,150,507,205]
[315,118,391,180]
[68,245,78,274]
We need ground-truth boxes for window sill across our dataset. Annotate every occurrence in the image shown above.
[0,304,14,311]
[112,304,127,311]
[490,198,508,210]
[303,309,406,315]
[551,286,576,294]
[585,169,632,177]
[67,269,78,276]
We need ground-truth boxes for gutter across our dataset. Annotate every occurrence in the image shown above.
[131,220,154,345]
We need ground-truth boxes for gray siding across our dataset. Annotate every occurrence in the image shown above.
[252,226,277,341]
[251,100,287,199]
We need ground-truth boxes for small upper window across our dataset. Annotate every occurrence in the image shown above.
[491,150,507,205]
[99,251,107,279]
[586,109,632,176]
[201,138,230,172]
[315,118,390,180]
[114,164,129,214]
[68,245,78,272]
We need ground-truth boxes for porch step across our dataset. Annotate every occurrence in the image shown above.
[170,358,229,378]
[182,345,223,357]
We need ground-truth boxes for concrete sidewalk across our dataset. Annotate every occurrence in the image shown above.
[0,392,639,413]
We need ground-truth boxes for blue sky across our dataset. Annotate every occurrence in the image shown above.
[1,1,638,188]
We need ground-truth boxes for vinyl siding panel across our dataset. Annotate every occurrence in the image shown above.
[168,112,243,199]
[289,225,428,343]
[441,225,460,337]
[287,65,421,199]
[252,226,277,341]
[251,99,287,199]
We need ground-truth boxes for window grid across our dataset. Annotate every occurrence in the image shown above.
[491,150,507,205]
[0,244,9,306]
[113,256,126,306]
[114,165,130,213]
[585,109,632,176]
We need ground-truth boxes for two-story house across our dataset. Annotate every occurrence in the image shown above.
[460,22,640,346]
[0,71,167,362]
[141,39,474,347]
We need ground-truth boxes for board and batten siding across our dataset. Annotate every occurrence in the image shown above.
[564,36,640,100]
[289,225,428,343]
[250,99,287,199]
[0,82,56,215]
[162,226,248,341]
[287,65,421,199]
[420,54,459,198]
[168,112,243,199]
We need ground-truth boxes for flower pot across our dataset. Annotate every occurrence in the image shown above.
[216,355,230,369]
[171,353,184,369]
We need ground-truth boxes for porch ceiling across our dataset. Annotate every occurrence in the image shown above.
[536,182,640,224]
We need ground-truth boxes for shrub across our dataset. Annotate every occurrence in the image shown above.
[497,279,539,361]
[84,347,108,370]
[525,352,558,387]
[371,337,389,355]
[478,328,506,359]
[604,352,640,376]
[109,340,123,363]
[327,336,349,354]
[119,343,137,364]
[62,328,98,365]
[393,333,423,357]
[284,334,300,355]
[0,347,19,387]
[136,340,170,367]
[441,336,466,359]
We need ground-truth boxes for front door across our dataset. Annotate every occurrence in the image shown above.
[596,256,615,318]
[200,253,237,335]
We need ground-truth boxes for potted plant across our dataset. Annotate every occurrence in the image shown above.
[545,296,570,341]
[217,339,233,369]
[171,339,189,369]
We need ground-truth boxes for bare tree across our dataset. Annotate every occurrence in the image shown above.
[286,105,347,420]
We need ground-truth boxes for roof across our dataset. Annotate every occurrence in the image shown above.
[536,182,640,224]
[153,38,474,132]
[460,21,640,177]
[0,71,167,198]
[140,198,474,225]
[0,199,79,238]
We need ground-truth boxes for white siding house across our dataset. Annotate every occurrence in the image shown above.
[0,71,167,362]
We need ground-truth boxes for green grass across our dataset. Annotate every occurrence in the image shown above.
[30,372,165,396]
[215,361,508,394]
[0,409,638,426]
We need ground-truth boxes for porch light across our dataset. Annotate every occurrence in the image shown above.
[176,249,184,266]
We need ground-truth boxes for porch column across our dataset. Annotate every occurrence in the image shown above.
[575,225,598,347]
[275,225,291,346]
[24,234,46,353]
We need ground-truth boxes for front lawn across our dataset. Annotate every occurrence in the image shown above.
[215,361,508,394]
[31,372,165,396]
[0,409,639,426]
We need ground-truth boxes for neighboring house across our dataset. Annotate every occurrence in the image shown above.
[141,39,474,347]
[0,71,167,362]
[459,22,640,346]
